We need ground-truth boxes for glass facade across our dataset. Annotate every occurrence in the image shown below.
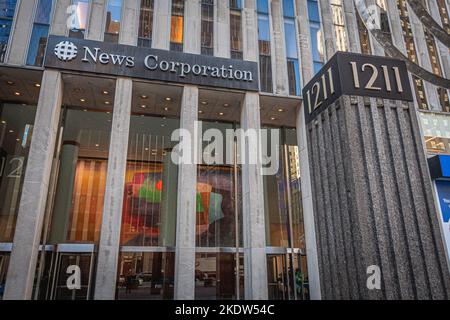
[307,0,324,74]
[0,0,17,63]
[170,0,184,52]
[120,115,179,247]
[257,0,273,93]
[26,0,53,67]
[138,0,154,48]
[0,103,36,242]
[104,0,122,43]
[48,107,113,244]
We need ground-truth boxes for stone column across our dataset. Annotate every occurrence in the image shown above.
[6,0,38,65]
[342,0,361,53]
[242,0,258,63]
[50,0,71,36]
[184,0,201,55]
[3,70,63,300]
[86,0,107,41]
[294,0,322,300]
[318,0,336,59]
[271,0,289,95]
[174,85,199,300]
[119,0,140,46]
[94,77,132,300]
[93,2,137,299]
[241,92,268,300]
[152,0,172,50]
[240,0,268,300]
[306,95,450,299]
[215,0,230,58]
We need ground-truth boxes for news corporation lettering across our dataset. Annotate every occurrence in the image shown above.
[81,46,254,82]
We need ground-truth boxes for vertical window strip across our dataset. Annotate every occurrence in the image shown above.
[257,0,273,92]
[104,0,123,43]
[307,0,324,74]
[356,9,371,54]
[0,0,17,63]
[201,0,214,55]
[138,0,154,48]
[229,0,243,59]
[330,0,348,52]
[68,0,90,39]
[170,0,184,51]
[397,0,429,110]
[283,0,300,95]
[26,0,53,66]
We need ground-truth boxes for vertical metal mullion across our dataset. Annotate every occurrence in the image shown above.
[233,131,240,300]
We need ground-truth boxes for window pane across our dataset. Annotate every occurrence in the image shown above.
[121,116,179,247]
[49,109,113,244]
[201,0,214,55]
[170,0,184,50]
[260,55,273,92]
[282,0,295,17]
[287,59,300,96]
[307,0,320,22]
[258,14,270,41]
[0,0,16,19]
[70,0,89,30]
[284,20,297,59]
[230,9,242,58]
[26,24,49,66]
[309,23,324,63]
[170,16,184,44]
[229,0,241,10]
[117,252,175,300]
[257,0,269,14]
[105,0,122,42]
[35,0,52,24]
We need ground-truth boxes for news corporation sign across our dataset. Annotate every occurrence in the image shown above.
[44,36,259,91]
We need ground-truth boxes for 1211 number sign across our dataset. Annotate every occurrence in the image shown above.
[302,52,413,124]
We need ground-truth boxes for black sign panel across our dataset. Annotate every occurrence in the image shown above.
[302,52,413,124]
[44,36,259,91]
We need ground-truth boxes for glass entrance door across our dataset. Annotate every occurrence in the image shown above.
[49,244,95,300]
[267,254,289,300]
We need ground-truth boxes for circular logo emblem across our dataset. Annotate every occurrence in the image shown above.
[54,41,78,61]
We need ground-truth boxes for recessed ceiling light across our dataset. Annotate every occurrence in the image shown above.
[95,144,100,147]
[164,107,169,111]
[34,83,41,88]
[270,117,276,121]
[165,97,172,102]
[14,92,21,96]
[145,148,149,151]
[1,121,6,124]
[141,105,147,108]
[80,98,86,102]
[141,95,148,99]
[106,111,111,114]
[219,112,224,116]
[198,110,204,114]
[83,109,88,112]
[201,101,208,105]
[102,90,109,95]
[223,103,229,107]
[8,130,14,133]
[104,101,111,105]
[161,124,166,127]
[16,138,20,142]
[6,81,14,85]
[277,108,284,112]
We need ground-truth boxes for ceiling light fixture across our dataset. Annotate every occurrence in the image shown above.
[14,92,21,96]
[6,81,14,85]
